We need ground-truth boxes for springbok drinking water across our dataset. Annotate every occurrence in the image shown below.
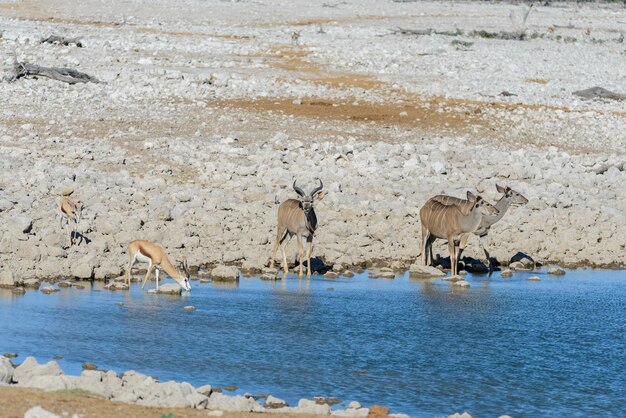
[420,191,499,276]
[431,184,528,269]
[59,197,84,247]
[126,240,191,291]
[270,179,324,278]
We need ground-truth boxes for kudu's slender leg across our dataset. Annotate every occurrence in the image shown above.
[296,234,304,278]
[280,234,292,275]
[306,236,313,277]
[421,227,430,266]
[479,234,492,270]
[270,226,287,270]
[457,234,470,272]
[448,237,457,276]
[141,262,154,289]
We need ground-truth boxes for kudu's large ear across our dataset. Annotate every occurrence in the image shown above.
[466,191,477,203]
[310,179,324,200]
[496,184,506,194]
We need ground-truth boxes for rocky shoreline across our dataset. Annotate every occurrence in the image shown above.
[0,355,410,417]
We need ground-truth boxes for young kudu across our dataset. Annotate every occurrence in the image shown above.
[126,240,191,291]
[59,197,84,247]
[270,179,324,278]
[431,184,528,269]
[420,191,499,276]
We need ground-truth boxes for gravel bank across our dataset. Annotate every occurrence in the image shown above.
[0,0,624,280]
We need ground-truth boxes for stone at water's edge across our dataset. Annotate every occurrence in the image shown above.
[196,384,212,396]
[40,286,59,294]
[211,265,240,282]
[509,261,534,271]
[265,395,288,409]
[82,362,97,370]
[105,282,129,291]
[368,405,390,418]
[501,269,513,278]
[528,276,541,281]
[443,275,463,282]
[260,273,279,281]
[453,280,470,288]
[156,283,182,294]
[548,267,566,276]
[184,305,196,311]
[0,356,14,384]
[0,271,22,288]
[448,413,474,418]
[409,264,446,278]
[57,280,73,288]
[23,278,41,289]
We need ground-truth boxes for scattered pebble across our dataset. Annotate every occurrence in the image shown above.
[528,276,541,281]
[183,305,196,311]
[500,269,513,278]
[41,286,59,294]
[3,353,18,358]
[223,385,238,391]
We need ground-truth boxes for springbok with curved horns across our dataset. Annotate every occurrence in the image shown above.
[420,191,499,276]
[270,179,324,278]
[431,184,528,269]
[60,197,84,247]
[126,240,191,291]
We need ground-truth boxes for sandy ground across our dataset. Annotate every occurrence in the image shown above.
[0,386,332,418]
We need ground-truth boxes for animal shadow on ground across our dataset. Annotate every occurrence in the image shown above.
[71,231,91,246]
[433,255,501,274]
[510,251,535,265]
[298,257,333,274]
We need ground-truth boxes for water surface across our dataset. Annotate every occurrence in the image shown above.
[1,269,624,417]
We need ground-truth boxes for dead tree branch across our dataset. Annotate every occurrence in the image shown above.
[40,35,83,47]
[573,87,626,101]
[9,61,101,84]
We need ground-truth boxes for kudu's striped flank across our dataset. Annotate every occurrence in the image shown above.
[270,179,324,278]
[420,191,499,275]
[431,184,528,269]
